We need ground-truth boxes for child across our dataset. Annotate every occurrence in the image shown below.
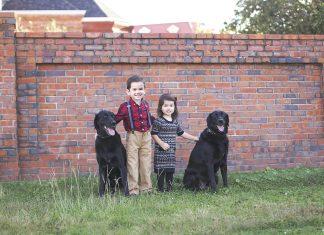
[151,94,199,192]
[115,75,154,196]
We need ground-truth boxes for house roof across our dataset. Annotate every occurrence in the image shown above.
[3,0,107,17]
[133,22,197,34]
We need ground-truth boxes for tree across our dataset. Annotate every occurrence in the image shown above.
[222,0,324,34]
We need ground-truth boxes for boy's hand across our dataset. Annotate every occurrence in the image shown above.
[160,142,170,151]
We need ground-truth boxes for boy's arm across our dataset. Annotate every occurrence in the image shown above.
[115,103,127,124]
[180,132,199,142]
[149,113,155,124]
[146,101,155,124]
[152,134,170,150]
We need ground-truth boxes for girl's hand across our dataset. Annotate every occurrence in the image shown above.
[160,142,170,151]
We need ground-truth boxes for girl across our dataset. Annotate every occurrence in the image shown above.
[151,94,199,192]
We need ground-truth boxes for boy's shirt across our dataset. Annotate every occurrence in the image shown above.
[115,98,153,132]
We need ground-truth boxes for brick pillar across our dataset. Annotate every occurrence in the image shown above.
[0,12,19,180]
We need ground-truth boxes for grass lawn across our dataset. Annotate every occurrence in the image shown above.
[0,167,323,234]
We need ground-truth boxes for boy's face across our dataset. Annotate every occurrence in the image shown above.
[126,82,145,103]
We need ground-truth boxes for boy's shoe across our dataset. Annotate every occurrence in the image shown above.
[140,189,153,194]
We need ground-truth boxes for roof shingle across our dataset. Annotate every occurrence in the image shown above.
[3,0,107,17]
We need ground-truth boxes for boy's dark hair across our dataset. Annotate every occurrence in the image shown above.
[157,93,178,120]
[127,75,144,90]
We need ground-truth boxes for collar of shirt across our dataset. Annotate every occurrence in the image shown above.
[129,98,148,110]
[129,97,141,107]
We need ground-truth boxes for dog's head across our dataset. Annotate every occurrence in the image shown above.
[94,110,117,137]
[207,110,229,134]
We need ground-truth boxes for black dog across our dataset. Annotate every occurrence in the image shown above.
[183,110,229,192]
[94,110,129,197]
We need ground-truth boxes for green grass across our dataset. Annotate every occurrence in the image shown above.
[0,167,323,234]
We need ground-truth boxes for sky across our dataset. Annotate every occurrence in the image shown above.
[103,0,238,32]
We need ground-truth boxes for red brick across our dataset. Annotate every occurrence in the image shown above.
[248,34,265,40]
[265,34,282,39]
[25,32,45,38]
[299,35,315,40]
[213,34,232,39]
[0,12,15,18]
[232,34,249,39]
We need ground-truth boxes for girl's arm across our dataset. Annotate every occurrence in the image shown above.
[180,132,199,142]
[152,134,170,150]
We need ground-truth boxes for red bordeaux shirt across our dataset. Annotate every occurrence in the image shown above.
[115,98,154,132]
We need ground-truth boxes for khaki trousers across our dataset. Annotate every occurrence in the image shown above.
[126,131,152,195]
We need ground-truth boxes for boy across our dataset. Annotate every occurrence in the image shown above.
[115,75,153,195]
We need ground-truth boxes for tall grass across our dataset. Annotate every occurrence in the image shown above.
[0,167,323,234]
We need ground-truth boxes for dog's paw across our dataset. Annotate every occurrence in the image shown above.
[210,187,218,193]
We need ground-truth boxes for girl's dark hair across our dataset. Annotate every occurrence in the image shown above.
[157,93,178,119]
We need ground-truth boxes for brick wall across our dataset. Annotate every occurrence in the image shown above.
[0,12,19,180]
[0,12,323,181]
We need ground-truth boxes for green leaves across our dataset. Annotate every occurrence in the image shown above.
[223,0,324,34]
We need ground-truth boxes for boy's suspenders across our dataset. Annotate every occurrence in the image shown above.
[126,100,152,133]
[126,101,135,133]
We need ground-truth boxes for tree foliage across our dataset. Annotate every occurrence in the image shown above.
[222,0,324,34]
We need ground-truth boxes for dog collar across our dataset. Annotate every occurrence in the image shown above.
[96,133,110,139]
[207,128,218,135]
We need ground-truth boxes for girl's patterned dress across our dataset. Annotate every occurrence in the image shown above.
[151,117,184,173]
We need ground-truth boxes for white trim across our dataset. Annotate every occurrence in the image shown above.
[9,10,86,15]
[82,17,114,22]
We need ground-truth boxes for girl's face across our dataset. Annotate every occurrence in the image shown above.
[161,100,175,117]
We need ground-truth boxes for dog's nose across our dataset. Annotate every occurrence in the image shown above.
[218,119,224,125]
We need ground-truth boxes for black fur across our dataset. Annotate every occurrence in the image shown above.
[94,110,129,197]
[183,110,229,192]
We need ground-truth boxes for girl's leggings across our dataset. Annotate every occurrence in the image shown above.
[157,170,174,192]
